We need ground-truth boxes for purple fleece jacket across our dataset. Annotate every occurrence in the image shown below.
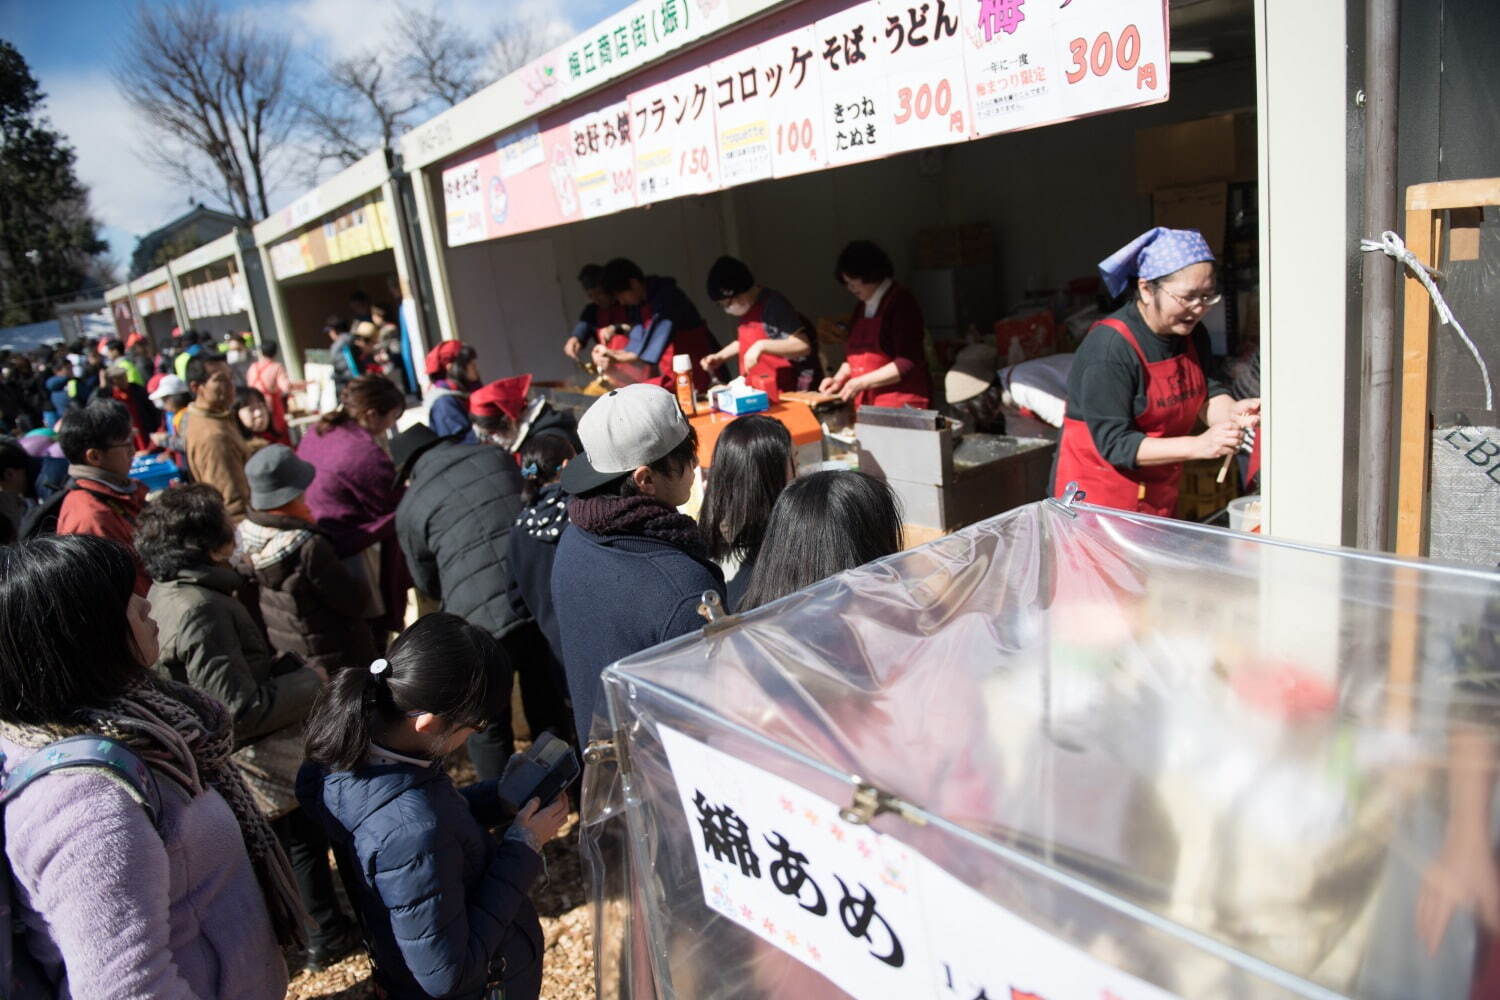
[296,421,403,558]
[1,735,288,1000]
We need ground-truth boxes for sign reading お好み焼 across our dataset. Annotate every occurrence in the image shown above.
[438,0,1169,248]
[656,725,1185,1000]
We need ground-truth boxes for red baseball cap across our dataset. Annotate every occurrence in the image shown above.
[469,375,533,422]
[424,339,467,377]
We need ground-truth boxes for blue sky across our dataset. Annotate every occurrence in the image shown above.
[1,0,630,263]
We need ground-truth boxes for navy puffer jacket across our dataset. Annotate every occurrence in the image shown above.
[296,758,544,1000]
[395,441,527,638]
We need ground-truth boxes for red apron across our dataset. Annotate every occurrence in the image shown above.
[1052,318,1207,517]
[640,301,716,392]
[845,302,930,411]
[736,298,801,394]
[595,303,633,349]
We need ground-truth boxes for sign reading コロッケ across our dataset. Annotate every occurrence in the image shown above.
[657,725,1184,1000]
[438,0,1169,247]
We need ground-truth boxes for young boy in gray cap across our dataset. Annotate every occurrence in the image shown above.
[550,384,725,740]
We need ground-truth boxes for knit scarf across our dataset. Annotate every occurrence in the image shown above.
[0,676,308,948]
[567,494,707,559]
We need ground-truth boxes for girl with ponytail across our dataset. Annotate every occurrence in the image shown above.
[296,612,567,1000]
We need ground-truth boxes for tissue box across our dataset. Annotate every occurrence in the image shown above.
[711,387,770,415]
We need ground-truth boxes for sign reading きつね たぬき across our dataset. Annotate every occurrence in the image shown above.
[435,0,1170,247]
[657,724,1185,1000]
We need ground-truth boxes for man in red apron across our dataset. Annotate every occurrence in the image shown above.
[699,256,822,396]
[592,258,720,392]
[820,240,931,410]
[1053,227,1259,517]
[563,263,638,362]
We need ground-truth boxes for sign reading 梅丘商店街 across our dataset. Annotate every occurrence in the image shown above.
[437,0,1170,248]
[656,724,1184,1000]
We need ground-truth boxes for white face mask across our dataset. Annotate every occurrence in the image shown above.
[722,300,751,318]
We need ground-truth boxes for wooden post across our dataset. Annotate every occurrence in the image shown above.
[1393,204,1442,556]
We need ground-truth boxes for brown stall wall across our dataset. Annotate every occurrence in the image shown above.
[279,261,400,367]
[143,310,178,344]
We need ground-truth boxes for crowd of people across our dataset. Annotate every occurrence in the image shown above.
[0,291,906,996]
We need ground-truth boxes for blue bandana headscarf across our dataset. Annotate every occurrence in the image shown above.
[1098,227,1215,298]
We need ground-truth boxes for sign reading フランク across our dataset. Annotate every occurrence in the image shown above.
[657,725,1184,1000]
[438,0,1169,248]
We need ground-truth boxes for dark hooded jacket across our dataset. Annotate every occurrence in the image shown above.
[237,511,375,672]
[395,441,527,638]
[296,757,543,1000]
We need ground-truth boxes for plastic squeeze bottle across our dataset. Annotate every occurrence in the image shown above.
[672,353,697,415]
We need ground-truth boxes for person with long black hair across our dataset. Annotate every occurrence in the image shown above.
[297,613,567,1000]
[739,470,903,610]
[0,534,299,997]
[698,414,795,610]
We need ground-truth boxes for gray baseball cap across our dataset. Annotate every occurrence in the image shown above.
[246,444,316,511]
[561,384,690,495]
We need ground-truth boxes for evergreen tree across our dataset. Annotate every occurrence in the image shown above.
[0,40,108,326]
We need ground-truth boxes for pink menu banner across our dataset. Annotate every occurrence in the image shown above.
[440,0,1169,248]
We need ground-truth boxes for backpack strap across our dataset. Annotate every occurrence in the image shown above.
[0,735,162,831]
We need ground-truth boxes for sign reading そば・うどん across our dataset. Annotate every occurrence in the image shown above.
[438,0,1170,248]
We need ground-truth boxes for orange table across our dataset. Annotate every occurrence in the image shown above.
[687,399,823,469]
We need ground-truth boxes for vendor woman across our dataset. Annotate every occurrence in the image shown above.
[699,255,822,393]
[1053,227,1260,516]
[820,240,931,409]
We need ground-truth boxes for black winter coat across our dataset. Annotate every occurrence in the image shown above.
[507,483,568,659]
[237,512,375,672]
[395,441,528,638]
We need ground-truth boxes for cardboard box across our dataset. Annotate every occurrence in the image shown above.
[1152,182,1229,253]
[1135,112,1256,194]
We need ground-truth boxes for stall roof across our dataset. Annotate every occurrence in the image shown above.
[253,148,393,247]
[169,229,243,277]
[104,281,132,303]
[400,0,784,170]
[134,265,171,290]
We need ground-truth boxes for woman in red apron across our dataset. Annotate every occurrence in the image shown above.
[592,258,719,392]
[820,240,931,410]
[699,255,822,395]
[1053,227,1259,517]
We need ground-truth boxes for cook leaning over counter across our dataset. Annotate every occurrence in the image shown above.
[698,255,823,394]
[820,240,932,410]
[1053,227,1259,517]
[592,258,720,393]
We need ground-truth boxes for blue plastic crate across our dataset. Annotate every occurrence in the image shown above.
[129,456,183,493]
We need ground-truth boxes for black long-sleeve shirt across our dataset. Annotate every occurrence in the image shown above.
[1062,301,1229,469]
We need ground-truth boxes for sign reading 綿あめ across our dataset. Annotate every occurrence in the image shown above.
[657,724,1185,1000]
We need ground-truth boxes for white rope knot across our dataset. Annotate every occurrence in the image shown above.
[1361,229,1493,409]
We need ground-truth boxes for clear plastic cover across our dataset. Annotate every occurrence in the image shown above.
[580,500,1500,1000]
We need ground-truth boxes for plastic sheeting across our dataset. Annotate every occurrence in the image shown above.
[580,499,1500,1000]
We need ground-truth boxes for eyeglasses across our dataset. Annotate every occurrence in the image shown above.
[1157,285,1223,310]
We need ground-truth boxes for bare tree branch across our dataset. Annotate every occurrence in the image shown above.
[488,16,552,81]
[113,0,298,222]
[300,54,422,174]
[393,0,486,108]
